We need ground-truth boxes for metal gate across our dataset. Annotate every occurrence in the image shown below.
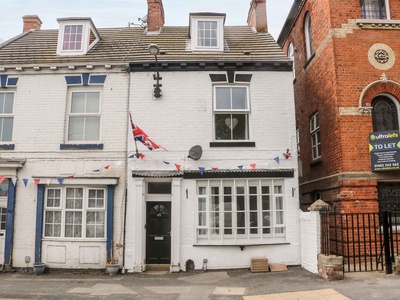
[320,210,399,273]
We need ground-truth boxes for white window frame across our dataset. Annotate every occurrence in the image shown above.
[0,91,14,142]
[304,13,314,60]
[288,42,295,79]
[43,186,107,240]
[213,85,250,141]
[0,206,6,231]
[190,16,224,52]
[56,19,100,56]
[310,112,321,160]
[195,179,286,245]
[66,89,102,143]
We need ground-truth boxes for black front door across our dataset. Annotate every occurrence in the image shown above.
[146,202,171,264]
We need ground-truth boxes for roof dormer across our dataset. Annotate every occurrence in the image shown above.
[189,13,226,52]
[56,17,100,56]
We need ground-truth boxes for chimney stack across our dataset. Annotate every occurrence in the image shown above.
[247,0,268,33]
[147,0,165,32]
[23,15,42,32]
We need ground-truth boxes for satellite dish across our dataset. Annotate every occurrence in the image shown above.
[188,145,203,161]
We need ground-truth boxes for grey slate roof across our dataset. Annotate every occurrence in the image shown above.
[0,25,289,67]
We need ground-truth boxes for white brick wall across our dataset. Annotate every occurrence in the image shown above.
[3,69,129,268]
[125,69,301,271]
[300,211,320,274]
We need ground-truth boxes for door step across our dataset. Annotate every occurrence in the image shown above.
[146,264,170,271]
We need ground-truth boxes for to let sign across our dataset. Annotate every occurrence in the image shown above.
[369,130,400,171]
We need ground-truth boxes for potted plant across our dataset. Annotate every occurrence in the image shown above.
[106,261,119,275]
[33,262,46,275]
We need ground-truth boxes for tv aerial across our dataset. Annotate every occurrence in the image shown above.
[188,145,203,161]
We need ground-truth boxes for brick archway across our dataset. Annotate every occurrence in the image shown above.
[360,80,400,107]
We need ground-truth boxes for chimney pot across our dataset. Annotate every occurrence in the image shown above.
[147,0,165,32]
[247,0,267,33]
[22,15,42,33]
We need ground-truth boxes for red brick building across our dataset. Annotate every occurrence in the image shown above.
[278,0,400,213]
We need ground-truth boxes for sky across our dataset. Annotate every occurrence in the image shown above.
[0,0,293,44]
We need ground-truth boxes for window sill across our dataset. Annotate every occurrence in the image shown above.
[356,19,400,29]
[0,144,15,150]
[310,158,322,166]
[60,144,104,150]
[193,242,290,251]
[210,141,256,147]
[42,237,107,242]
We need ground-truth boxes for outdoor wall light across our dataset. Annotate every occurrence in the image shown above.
[148,44,162,98]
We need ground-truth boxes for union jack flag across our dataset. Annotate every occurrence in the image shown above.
[129,112,160,151]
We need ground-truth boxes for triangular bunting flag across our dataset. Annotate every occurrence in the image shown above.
[140,154,145,160]
[34,179,40,185]
[0,176,5,184]
[11,178,17,186]
[104,165,111,170]
[198,167,205,175]
[174,164,181,171]
[116,161,122,166]
[23,179,28,187]
[128,154,135,158]
[250,163,256,170]
[274,157,280,164]
[57,178,64,185]
[237,165,243,170]
[211,167,219,170]
[163,161,170,165]
[47,179,51,185]
[68,175,74,178]
[92,169,100,172]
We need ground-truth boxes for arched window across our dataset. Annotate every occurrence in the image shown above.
[288,42,295,78]
[304,13,313,60]
[372,95,399,132]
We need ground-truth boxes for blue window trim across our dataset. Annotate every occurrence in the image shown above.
[35,184,45,263]
[34,184,114,264]
[0,144,15,150]
[0,75,19,88]
[65,73,107,86]
[106,185,115,263]
[4,179,16,266]
[60,144,104,150]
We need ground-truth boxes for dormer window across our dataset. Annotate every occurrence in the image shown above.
[57,18,100,56]
[189,13,225,52]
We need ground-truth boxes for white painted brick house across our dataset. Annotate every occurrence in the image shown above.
[0,16,130,269]
[124,0,300,272]
[0,0,299,272]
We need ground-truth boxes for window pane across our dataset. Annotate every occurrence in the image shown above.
[211,195,219,210]
[68,117,84,141]
[250,195,258,210]
[198,198,206,211]
[84,116,100,140]
[71,93,86,113]
[237,196,245,211]
[274,186,283,194]
[276,196,283,210]
[4,93,14,113]
[148,182,172,194]
[86,92,100,113]
[263,212,271,226]
[0,118,13,141]
[232,114,248,140]
[215,114,232,140]
[232,88,247,109]
[199,212,206,226]
[216,88,231,109]
[262,195,270,210]
[198,186,206,195]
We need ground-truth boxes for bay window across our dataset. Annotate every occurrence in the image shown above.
[196,179,285,245]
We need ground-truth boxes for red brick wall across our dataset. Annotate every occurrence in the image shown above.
[281,0,400,212]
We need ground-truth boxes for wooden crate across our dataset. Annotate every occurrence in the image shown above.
[251,257,269,273]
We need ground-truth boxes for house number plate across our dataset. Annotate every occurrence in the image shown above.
[154,236,164,240]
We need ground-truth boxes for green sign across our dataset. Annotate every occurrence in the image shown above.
[369,131,400,171]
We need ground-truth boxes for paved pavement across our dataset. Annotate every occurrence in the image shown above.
[0,266,399,299]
